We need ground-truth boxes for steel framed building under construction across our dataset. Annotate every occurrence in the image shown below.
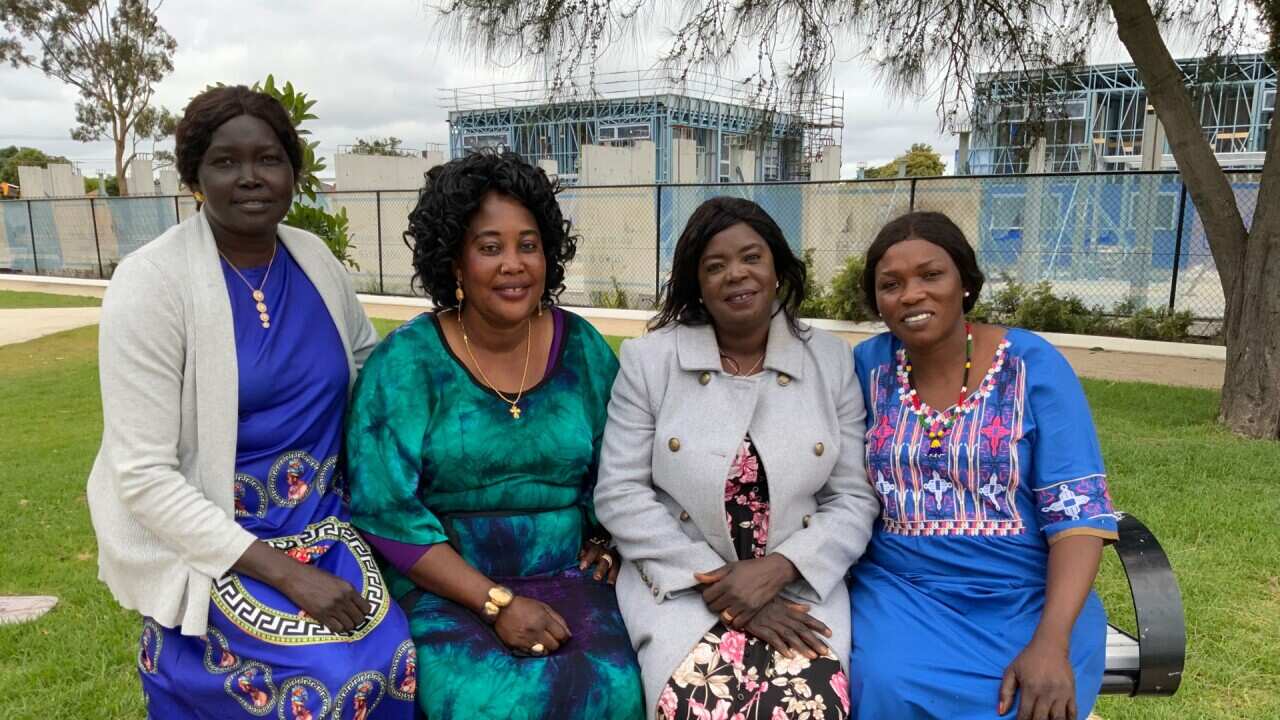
[441,70,844,184]
[963,53,1276,175]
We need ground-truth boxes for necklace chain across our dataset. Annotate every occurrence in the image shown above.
[719,350,766,377]
[457,309,532,420]
[219,243,278,330]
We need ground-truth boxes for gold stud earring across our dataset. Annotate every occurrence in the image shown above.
[193,191,205,203]
[455,282,465,303]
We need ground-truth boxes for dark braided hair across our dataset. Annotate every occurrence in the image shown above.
[405,150,577,308]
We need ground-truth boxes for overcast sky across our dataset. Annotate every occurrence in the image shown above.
[1,1,1226,180]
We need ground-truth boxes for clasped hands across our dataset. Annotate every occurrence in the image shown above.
[694,555,831,659]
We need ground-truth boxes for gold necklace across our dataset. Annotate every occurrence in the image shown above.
[219,243,278,329]
[720,351,766,377]
[457,310,532,419]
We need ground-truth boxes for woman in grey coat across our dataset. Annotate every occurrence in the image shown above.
[596,197,880,719]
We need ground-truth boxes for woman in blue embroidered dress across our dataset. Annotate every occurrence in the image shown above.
[88,86,414,719]
[849,212,1120,720]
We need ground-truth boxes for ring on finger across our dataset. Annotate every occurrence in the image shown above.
[720,610,735,624]
[600,553,614,568]
[530,642,546,655]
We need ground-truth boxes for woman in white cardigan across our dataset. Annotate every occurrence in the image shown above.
[596,197,880,719]
[87,86,413,719]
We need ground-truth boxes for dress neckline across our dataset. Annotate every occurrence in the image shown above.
[429,308,569,401]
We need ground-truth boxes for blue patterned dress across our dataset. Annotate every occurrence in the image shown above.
[137,246,415,720]
[849,328,1119,719]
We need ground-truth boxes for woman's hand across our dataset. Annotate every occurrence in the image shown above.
[493,596,572,655]
[694,554,799,628]
[998,638,1077,720]
[278,561,371,634]
[743,598,832,660]
[578,541,620,584]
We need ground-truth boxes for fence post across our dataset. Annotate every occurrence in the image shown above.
[376,191,385,294]
[654,184,663,303]
[26,200,40,275]
[90,197,105,279]
[1168,181,1189,312]
[908,177,918,212]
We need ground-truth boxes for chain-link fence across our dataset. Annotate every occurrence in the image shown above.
[0,171,1255,324]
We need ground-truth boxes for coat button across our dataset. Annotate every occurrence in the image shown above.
[777,373,791,386]
[802,514,812,528]
[699,371,712,385]
[814,442,825,456]
[679,510,690,521]
[652,587,660,597]
[668,437,681,452]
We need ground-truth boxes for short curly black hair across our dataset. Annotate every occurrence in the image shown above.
[862,211,986,315]
[174,85,303,190]
[405,150,577,308]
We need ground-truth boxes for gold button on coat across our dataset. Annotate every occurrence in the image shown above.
[699,372,712,385]
[668,437,681,452]
[777,373,791,386]
[814,442,825,456]
[802,514,812,528]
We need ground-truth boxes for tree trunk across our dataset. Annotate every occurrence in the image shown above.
[1109,0,1279,439]
[114,136,129,196]
[1221,96,1280,438]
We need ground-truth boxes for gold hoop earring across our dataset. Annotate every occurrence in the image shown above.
[536,302,543,318]
[193,191,205,203]
[455,282,465,303]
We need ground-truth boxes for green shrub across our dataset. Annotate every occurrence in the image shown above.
[823,253,874,321]
[285,204,358,270]
[798,249,830,318]
[590,276,631,309]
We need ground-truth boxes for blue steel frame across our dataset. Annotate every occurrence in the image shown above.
[448,93,812,184]
[967,54,1276,174]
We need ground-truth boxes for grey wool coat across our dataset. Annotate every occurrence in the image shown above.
[86,211,377,636]
[595,310,880,712]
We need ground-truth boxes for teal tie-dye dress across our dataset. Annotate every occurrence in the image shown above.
[345,310,645,719]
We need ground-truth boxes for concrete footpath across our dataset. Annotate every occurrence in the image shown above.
[2,276,1226,389]
[0,307,101,347]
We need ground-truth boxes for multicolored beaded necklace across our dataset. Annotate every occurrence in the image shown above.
[895,323,1008,454]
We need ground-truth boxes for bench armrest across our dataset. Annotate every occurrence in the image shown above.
[1111,512,1185,696]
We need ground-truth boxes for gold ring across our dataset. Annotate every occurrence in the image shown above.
[531,643,546,654]
[720,610,735,624]
[600,553,614,568]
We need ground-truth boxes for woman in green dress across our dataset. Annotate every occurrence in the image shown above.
[344,150,645,719]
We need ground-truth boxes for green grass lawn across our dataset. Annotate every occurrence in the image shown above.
[1,323,1277,719]
[0,289,102,309]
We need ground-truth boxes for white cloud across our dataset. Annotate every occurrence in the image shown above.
[0,1,1235,180]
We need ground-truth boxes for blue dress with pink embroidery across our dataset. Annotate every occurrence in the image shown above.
[849,328,1119,719]
[136,246,415,720]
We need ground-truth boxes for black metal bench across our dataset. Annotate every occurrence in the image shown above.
[1099,513,1185,696]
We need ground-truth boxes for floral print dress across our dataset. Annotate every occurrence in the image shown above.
[657,437,850,720]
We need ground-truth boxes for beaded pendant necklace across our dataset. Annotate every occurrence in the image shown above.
[895,323,1007,454]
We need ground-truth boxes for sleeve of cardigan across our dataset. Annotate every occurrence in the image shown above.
[594,338,727,601]
[96,256,256,579]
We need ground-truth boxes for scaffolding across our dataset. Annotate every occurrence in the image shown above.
[966,54,1276,174]
[441,69,844,183]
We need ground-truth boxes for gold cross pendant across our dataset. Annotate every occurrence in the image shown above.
[509,404,522,419]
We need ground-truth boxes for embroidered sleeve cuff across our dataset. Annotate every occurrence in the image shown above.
[1046,525,1120,545]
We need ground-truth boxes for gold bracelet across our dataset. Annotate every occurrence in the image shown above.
[481,585,514,623]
